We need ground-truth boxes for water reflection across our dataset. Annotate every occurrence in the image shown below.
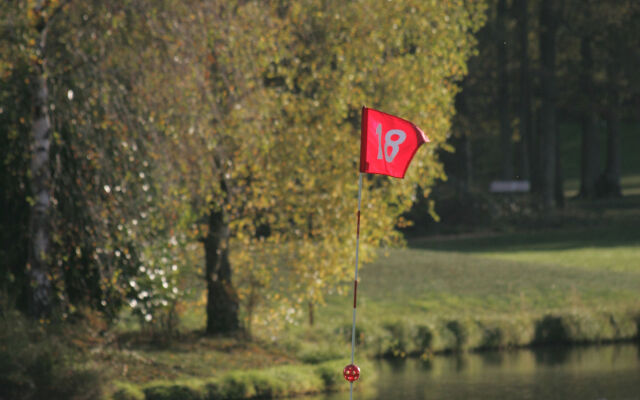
[477,350,505,367]
[303,344,640,400]
[532,345,571,366]
[386,357,408,372]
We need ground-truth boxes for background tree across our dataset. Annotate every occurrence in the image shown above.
[25,0,72,317]
[538,0,560,209]
[516,0,532,182]
[497,0,513,180]
[0,2,32,311]
[2,0,488,337]
[594,2,640,197]
[0,0,196,323]
[276,0,488,326]
[146,0,488,335]
[577,34,600,198]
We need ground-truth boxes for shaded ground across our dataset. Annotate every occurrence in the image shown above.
[97,334,297,384]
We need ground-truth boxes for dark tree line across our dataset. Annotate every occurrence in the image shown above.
[450,0,640,209]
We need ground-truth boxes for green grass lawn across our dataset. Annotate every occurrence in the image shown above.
[317,232,640,327]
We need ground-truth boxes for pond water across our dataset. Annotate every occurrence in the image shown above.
[304,344,640,400]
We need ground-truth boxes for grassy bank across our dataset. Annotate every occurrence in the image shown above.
[110,359,375,400]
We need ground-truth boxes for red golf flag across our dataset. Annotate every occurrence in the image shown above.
[360,107,429,178]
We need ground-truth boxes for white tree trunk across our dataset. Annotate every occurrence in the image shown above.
[27,33,53,317]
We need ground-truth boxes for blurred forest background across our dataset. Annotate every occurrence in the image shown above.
[1,1,639,399]
[408,0,640,234]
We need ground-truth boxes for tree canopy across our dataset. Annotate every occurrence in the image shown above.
[1,0,487,334]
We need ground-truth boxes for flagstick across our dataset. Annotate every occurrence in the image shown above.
[349,172,363,400]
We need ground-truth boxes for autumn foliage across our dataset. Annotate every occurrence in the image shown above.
[0,1,487,333]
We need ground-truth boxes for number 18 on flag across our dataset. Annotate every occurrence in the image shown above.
[359,106,429,178]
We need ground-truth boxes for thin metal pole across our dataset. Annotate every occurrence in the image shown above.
[349,173,363,400]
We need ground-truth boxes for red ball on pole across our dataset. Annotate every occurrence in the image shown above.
[343,364,360,382]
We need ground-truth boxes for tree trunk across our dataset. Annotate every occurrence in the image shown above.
[538,0,558,209]
[555,119,564,208]
[205,209,240,335]
[578,37,600,198]
[497,0,513,180]
[597,60,622,199]
[455,90,473,192]
[308,301,314,326]
[598,106,622,198]
[464,131,473,190]
[27,31,53,318]
[517,0,531,182]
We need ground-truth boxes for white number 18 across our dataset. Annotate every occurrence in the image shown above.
[376,123,407,163]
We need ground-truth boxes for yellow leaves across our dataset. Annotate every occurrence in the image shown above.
[428,199,440,222]
[26,2,38,24]
[441,142,455,153]
[81,0,489,333]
